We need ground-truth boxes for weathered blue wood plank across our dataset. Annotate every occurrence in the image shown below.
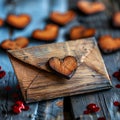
[0,0,69,119]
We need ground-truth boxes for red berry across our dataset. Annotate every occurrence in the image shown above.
[23,105,29,111]
[0,71,6,79]
[83,109,90,114]
[15,101,25,109]
[5,86,11,91]
[113,101,120,106]
[12,105,21,114]
[98,117,106,120]
[115,84,120,88]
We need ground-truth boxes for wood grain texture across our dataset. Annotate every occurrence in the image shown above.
[69,0,120,120]
[0,0,67,119]
[8,38,111,103]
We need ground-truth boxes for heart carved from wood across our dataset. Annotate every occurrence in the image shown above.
[48,56,77,79]
[32,24,59,41]
[50,10,76,25]
[0,37,29,50]
[6,14,31,29]
[77,1,105,14]
[70,26,96,40]
[98,35,120,53]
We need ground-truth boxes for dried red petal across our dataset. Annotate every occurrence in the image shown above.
[113,101,120,106]
[12,105,21,114]
[23,105,29,111]
[0,71,6,79]
[5,86,11,91]
[115,84,120,88]
[113,71,120,78]
[15,100,25,109]
[98,117,106,120]
[83,109,90,114]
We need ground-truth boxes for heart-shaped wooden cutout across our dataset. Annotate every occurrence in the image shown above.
[0,37,29,50]
[50,10,76,25]
[32,24,59,41]
[48,56,77,79]
[77,1,105,14]
[6,14,31,29]
[98,35,120,53]
[70,26,96,40]
[113,12,120,27]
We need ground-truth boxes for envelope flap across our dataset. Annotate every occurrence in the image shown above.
[8,38,95,72]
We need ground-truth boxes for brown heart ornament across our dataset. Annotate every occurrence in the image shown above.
[6,14,31,29]
[48,56,77,79]
[50,10,76,25]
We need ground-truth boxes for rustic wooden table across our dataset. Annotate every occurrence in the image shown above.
[0,0,120,120]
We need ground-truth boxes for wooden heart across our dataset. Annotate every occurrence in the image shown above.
[0,37,29,50]
[70,26,95,40]
[98,35,120,53]
[48,56,77,79]
[6,14,31,29]
[113,12,120,27]
[77,1,105,14]
[32,24,59,41]
[0,18,4,27]
[50,10,76,25]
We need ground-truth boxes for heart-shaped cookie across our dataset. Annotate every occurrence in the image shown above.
[50,10,76,25]
[70,26,96,40]
[77,1,105,14]
[98,35,120,53]
[6,14,31,29]
[0,37,29,50]
[32,24,59,41]
[48,56,77,79]
[113,12,120,27]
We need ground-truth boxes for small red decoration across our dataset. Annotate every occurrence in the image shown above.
[12,105,22,114]
[15,100,25,109]
[113,101,120,106]
[115,84,120,88]
[12,100,29,114]
[83,103,100,114]
[0,71,6,79]
[113,70,120,80]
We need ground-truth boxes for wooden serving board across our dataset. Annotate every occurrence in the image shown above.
[8,37,112,103]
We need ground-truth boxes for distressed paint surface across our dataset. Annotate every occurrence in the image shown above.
[69,0,120,120]
[0,0,67,119]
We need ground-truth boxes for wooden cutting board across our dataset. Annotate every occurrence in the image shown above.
[8,37,112,103]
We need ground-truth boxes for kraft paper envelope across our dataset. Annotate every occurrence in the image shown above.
[8,38,112,103]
